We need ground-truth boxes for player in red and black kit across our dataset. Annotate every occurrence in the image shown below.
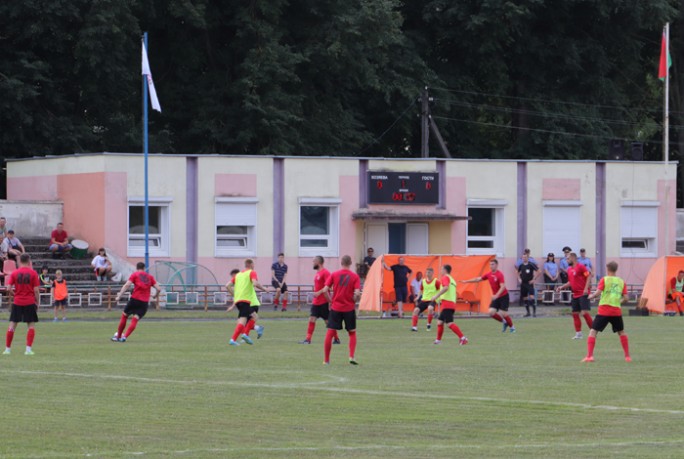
[299,256,340,344]
[556,252,593,339]
[323,255,361,365]
[4,254,40,355]
[112,262,161,342]
[462,259,516,333]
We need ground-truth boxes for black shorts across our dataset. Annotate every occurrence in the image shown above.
[438,308,455,323]
[250,306,259,315]
[327,309,356,331]
[592,314,624,333]
[520,283,535,298]
[310,303,330,320]
[10,304,39,323]
[271,280,287,293]
[416,300,435,313]
[124,298,149,318]
[53,299,68,307]
[395,286,408,302]
[235,301,252,319]
[571,295,591,312]
[490,294,510,311]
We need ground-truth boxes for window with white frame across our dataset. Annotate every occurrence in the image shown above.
[128,198,171,257]
[621,202,658,257]
[299,198,340,256]
[542,201,581,256]
[215,198,257,257]
[466,200,505,255]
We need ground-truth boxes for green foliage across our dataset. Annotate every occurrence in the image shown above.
[0,0,680,161]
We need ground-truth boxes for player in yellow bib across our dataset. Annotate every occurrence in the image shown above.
[226,259,268,346]
[583,261,630,362]
[430,264,468,345]
[411,268,440,331]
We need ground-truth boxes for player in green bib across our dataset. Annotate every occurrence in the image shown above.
[583,261,630,362]
[411,268,440,331]
[226,259,269,346]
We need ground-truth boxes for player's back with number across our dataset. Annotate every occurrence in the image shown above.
[129,271,156,302]
[8,267,40,305]
[328,270,360,312]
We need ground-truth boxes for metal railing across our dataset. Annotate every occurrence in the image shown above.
[0,283,317,311]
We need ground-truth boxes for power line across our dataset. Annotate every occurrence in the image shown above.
[431,115,677,145]
[443,99,684,130]
[431,87,684,116]
[358,99,416,154]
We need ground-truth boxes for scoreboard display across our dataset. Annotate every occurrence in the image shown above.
[368,171,439,204]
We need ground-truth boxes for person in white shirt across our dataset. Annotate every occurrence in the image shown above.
[91,248,113,281]
[3,230,25,261]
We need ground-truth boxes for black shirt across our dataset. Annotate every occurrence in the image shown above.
[390,264,412,288]
[363,256,376,267]
[517,263,538,284]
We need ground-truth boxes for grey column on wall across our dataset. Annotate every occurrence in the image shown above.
[595,162,606,279]
[517,162,527,257]
[273,158,285,256]
[437,160,446,210]
[359,159,368,208]
[186,156,198,265]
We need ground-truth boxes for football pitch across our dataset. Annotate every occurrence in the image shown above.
[1,314,683,459]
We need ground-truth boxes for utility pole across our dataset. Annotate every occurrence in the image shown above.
[421,86,430,158]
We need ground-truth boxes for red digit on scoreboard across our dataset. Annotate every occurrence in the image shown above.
[425,182,432,191]
[392,192,403,201]
[377,181,383,189]
[401,180,406,188]
[405,193,416,201]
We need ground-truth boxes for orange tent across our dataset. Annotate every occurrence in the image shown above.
[640,256,684,314]
[359,254,495,314]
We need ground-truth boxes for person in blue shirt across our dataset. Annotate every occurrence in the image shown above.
[559,246,572,283]
[577,248,594,275]
[543,253,559,286]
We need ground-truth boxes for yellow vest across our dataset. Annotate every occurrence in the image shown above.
[234,270,260,306]
[442,274,457,303]
[599,276,624,308]
[421,278,440,300]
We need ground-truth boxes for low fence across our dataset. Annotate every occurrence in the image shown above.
[0,282,645,311]
[0,283,317,311]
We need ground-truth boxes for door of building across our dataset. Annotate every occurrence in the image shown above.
[366,223,388,256]
[365,222,429,255]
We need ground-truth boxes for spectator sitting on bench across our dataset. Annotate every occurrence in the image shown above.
[668,270,684,316]
[2,230,25,261]
[91,248,113,281]
[49,222,73,258]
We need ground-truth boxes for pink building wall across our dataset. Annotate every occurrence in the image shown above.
[7,176,58,201]
[542,178,581,200]
[215,174,257,196]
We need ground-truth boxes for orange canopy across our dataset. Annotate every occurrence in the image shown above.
[359,254,495,313]
[640,256,684,313]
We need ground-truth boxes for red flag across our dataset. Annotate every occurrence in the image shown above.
[659,30,672,80]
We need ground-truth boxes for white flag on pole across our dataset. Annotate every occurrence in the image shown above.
[141,41,162,112]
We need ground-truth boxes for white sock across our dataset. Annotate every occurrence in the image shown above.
[26,346,31,352]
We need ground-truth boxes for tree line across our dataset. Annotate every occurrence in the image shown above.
[1,0,681,168]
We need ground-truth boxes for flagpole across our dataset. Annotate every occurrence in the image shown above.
[664,22,670,166]
[142,32,150,271]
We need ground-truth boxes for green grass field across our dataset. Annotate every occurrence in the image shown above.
[1,314,683,459]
